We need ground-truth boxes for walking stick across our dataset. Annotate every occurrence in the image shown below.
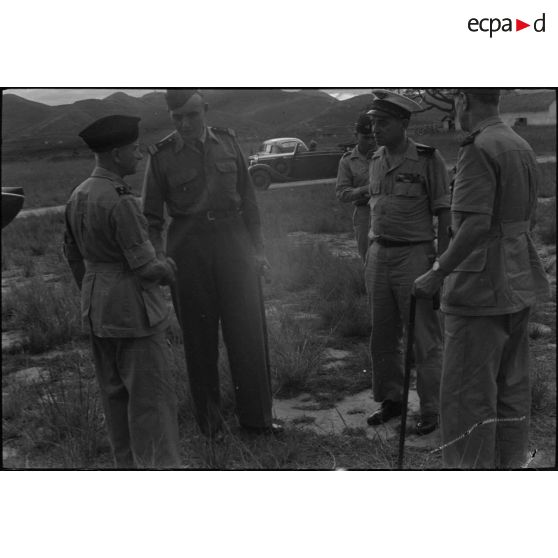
[397,291,440,469]
[257,271,272,393]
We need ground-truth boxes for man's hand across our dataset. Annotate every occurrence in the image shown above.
[160,257,177,285]
[413,268,445,300]
[254,253,272,282]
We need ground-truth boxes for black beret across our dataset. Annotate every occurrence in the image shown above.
[355,114,372,134]
[78,115,140,152]
[165,88,200,110]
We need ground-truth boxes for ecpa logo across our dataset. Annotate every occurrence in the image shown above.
[468,12,546,37]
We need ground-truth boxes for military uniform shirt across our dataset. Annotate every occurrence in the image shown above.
[336,145,371,205]
[64,167,169,337]
[142,126,263,254]
[368,139,450,242]
[442,116,549,316]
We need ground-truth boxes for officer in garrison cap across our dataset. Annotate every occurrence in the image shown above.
[142,89,281,436]
[336,113,377,262]
[413,88,549,468]
[364,89,452,436]
[64,114,181,468]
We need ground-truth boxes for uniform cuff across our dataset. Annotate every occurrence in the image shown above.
[123,240,157,270]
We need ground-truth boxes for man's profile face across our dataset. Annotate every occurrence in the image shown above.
[357,132,376,154]
[114,142,142,176]
[170,94,207,141]
[370,114,406,148]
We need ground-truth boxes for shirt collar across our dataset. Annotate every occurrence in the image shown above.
[370,138,418,162]
[174,126,217,153]
[471,115,503,135]
[91,166,127,186]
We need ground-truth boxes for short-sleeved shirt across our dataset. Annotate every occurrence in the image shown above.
[442,116,549,316]
[142,126,263,254]
[335,145,371,206]
[64,167,169,337]
[368,139,450,243]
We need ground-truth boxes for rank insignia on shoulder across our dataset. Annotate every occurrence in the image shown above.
[460,130,480,147]
[114,184,131,196]
[150,132,177,155]
[211,126,236,137]
[415,143,436,156]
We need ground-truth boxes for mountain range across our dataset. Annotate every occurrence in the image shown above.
[1,89,447,158]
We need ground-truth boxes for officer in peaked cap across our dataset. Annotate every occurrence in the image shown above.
[335,113,377,261]
[367,89,422,120]
[413,87,549,468]
[142,89,282,437]
[64,114,181,468]
[363,89,452,436]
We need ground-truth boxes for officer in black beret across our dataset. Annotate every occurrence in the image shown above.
[335,113,377,261]
[64,114,181,468]
[142,90,281,436]
[364,90,452,436]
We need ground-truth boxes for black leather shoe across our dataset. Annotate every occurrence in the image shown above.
[242,422,284,435]
[415,418,438,436]
[366,400,403,426]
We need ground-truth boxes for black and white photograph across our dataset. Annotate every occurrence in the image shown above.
[1,1,556,556]
[2,87,555,471]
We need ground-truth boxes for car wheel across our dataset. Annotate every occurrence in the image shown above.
[250,169,272,190]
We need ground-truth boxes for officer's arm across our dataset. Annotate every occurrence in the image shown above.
[234,139,265,254]
[63,208,85,289]
[141,154,167,256]
[436,208,451,256]
[112,197,175,285]
[437,211,492,274]
[335,157,368,202]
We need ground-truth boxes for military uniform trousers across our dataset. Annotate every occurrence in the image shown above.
[441,308,531,469]
[91,332,180,468]
[364,241,442,418]
[167,214,273,434]
[353,205,371,263]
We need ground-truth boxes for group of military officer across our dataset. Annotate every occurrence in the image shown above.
[64,88,549,469]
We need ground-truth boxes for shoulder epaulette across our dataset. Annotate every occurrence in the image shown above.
[415,143,436,156]
[148,133,177,155]
[342,150,352,158]
[114,184,132,197]
[460,130,480,147]
[211,126,236,137]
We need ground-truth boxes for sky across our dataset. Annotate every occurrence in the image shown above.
[4,88,367,105]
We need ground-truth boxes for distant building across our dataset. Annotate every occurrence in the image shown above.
[500,90,556,127]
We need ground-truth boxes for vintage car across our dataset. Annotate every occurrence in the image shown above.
[248,137,347,190]
[2,187,25,228]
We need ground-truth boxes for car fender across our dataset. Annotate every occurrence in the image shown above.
[248,163,288,183]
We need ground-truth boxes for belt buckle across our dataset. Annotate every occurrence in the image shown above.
[206,210,216,222]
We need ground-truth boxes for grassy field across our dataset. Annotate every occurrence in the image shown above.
[2,146,556,469]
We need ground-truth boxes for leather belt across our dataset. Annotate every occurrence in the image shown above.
[373,238,430,248]
[85,261,127,272]
[181,209,241,222]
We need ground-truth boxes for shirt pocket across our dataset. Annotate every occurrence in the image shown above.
[455,245,487,272]
[167,168,200,206]
[215,157,238,196]
[393,174,425,197]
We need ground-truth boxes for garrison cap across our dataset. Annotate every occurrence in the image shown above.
[355,114,373,135]
[367,89,421,120]
[78,115,140,152]
[165,88,201,110]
